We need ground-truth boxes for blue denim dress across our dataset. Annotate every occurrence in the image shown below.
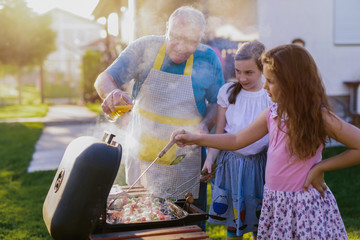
[208,149,267,236]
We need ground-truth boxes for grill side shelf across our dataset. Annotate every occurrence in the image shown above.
[90,225,208,240]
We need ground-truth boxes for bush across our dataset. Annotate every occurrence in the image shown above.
[81,50,106,103]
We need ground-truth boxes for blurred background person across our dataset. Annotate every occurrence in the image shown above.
[291,38,305,47]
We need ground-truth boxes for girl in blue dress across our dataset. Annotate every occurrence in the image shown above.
[202,41,272,239]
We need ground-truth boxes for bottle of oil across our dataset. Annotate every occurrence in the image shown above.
[105,104,133,122]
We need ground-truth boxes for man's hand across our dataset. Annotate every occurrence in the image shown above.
[199,103,217,133]
[198,122,210,134]
[101,89,132,114]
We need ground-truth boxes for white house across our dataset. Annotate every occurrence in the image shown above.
[257,0,360,121]
[45,9,105,93]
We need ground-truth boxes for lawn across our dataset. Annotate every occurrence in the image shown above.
[86,103,102,114]
[0,122,54,240]
[0,104,48,119]
[0,122,359,239]
[323,146,360,235]
[0,84,43,106]
[0,84,48,119]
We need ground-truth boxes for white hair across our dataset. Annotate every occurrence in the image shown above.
[168,6,206,37]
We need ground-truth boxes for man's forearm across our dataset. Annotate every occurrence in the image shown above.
[94,72,119,99]
[201,103,217,130]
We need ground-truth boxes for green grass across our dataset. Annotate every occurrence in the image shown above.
[45,82,81,99]
[0,83,49,119]
[0,84,43,105]
[86,103,102,114]
[0,123,358,239]
[0,104,48,119]
[0,122,54,240]
[323,146,360,235]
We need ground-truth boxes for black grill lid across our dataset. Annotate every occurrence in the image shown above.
[43,134,122,240]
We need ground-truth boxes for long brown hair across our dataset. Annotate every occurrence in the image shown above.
[227,41,265,104]
[262,44,333,159]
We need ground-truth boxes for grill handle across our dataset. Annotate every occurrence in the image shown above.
[102,131,116,144]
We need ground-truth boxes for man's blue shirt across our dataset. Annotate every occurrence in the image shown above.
[106,35,225,117]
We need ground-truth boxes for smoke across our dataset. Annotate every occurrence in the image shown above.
[205,0,258,42]
[93,111,142,186]
[132,0,258,42]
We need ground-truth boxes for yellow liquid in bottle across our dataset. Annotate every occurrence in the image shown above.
[107,104,133,121]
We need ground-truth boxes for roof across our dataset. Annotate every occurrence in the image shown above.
[47,8,102,26]
[92,0,128,19]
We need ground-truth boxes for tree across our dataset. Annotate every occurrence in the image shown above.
[0,0,56,104]
[81,50,105,103]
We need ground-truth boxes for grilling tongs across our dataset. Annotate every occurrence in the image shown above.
[108,140,184,206]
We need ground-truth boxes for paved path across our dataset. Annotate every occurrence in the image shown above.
[24,105,99,172]
[0,104,97,125]
[23,105,130,173]
[0,104,102,172]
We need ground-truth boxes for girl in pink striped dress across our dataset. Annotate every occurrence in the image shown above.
[172,44,360,239]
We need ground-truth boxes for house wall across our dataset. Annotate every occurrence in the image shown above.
[46,9,104,87]
[257,0,360,117]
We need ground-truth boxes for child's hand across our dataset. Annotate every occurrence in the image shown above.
[303,163,327,198]
[170,129,197,147]
[200,162,218,183]
[202,159,214,175]
[201,159,215,182]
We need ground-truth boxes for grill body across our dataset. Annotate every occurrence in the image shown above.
[42,135,207,239]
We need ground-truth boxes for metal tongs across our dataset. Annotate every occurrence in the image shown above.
[108,140,185,207]
[165,174,201,202]
[165,162,222,202]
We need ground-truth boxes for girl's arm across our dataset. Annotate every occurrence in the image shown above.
[172,108,269,151]
[202,105,227,182]
[304,111,360,195]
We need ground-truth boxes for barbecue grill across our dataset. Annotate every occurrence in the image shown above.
[42,132,209,240]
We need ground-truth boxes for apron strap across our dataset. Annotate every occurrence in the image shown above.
[184,55,193,76]
[153,44,166,70]
[153,43,193,76]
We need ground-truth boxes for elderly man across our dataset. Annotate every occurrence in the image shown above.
[94,6,224,221]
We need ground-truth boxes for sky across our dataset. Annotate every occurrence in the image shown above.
[25,0,100,19]
[25,0,123,36]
